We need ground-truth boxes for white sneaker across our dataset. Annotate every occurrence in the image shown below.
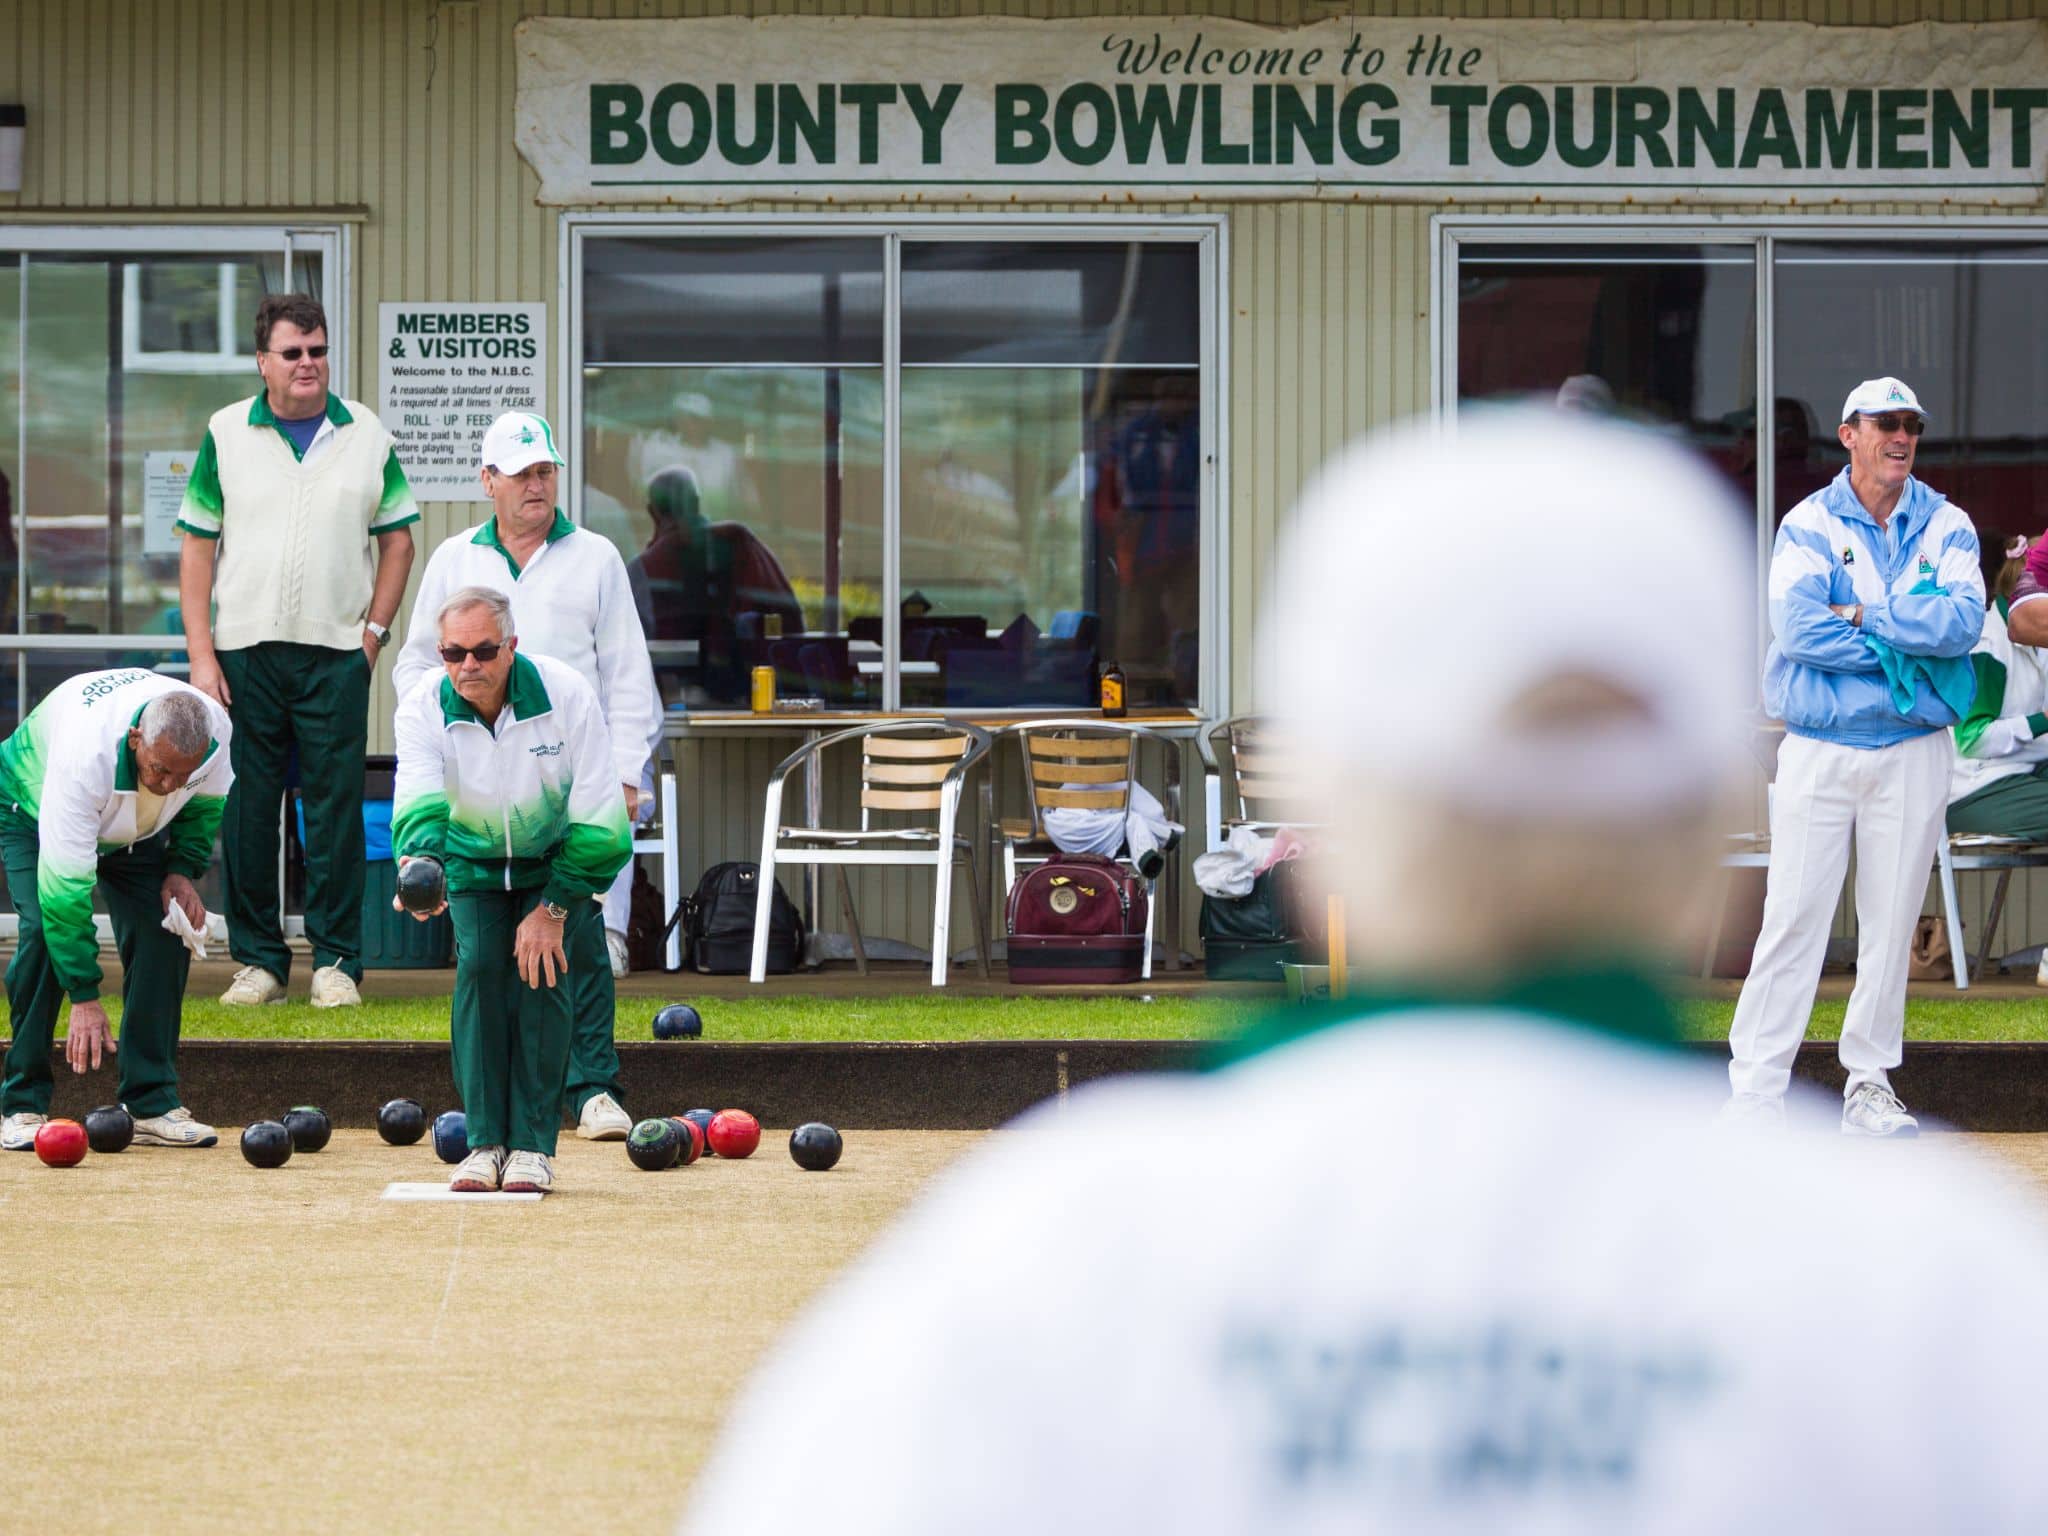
[129,1106,218,1147]
[607,930,631,979]
[221,966,287,1006]
[309,965,362,1008]
[501,1150,554,1194]
[1842,1082,1920,1138]
[1,1111,48,1150]
[577,1092,632,1141]
[1717,1091,1786,1129]
[450,1144,506,1192]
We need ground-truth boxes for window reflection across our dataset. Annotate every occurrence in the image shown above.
[582,235,1205,711]
[900,241,1202,709]
[1774,244,2048,551]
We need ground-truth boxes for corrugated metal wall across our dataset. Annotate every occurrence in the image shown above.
[1,0,2039,960]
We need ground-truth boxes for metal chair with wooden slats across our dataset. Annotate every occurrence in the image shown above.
[751,721,994,986]
[1198,715,1313,854]
[988,719,1185,979]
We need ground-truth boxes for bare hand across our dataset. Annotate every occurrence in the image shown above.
[622,782,644,821]
[515,904,568,989]
[391,854,447,922]
[363,632,382,671]
[188,653,231,707]
[160,873,205,928]
[65,1000,116,1074]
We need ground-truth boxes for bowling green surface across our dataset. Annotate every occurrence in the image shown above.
[15,1129,2048,1532]
[6,1128,986,1534]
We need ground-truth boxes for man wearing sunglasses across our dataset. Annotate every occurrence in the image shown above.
[1725,377,1984,1135]
[176,292,419,1010]
[392,587,632,1195]
[390,411,658,1142]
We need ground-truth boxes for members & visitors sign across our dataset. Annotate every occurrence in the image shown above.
[379,303,547,503]
[514,16,2048,205]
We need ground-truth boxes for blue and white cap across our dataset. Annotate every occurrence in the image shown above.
[480,411,567,475]
[1840,377,1926,425]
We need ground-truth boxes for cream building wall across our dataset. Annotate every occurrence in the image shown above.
[1,0,2039,960]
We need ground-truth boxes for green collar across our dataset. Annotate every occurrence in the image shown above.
[438,651,553,729]
[248,391,351,429]
[1998,593,2011,623]
[1210,962,1684,1071]
[472,510,574,577]
[114,703,221,793]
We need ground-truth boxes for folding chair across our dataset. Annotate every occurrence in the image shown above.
[751,721,993,986]
[1935,834,2048,990]
[988,719,1184,979]
[1198,714,1313,854]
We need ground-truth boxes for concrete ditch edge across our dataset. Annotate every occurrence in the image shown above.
[25,1038,2048,1131]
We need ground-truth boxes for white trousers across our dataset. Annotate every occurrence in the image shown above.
[1728,729,1952,1101]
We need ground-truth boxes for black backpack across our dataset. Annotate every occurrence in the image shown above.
[683,861,804,975]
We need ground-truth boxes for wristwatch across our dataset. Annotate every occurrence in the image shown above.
[541,900,569,922]
[365,620,391,646]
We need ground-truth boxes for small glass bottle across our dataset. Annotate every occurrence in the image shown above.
[1099,661,1127,718]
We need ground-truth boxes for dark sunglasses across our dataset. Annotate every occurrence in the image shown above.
[1858,412,1925,436]
[438,641,504,665]
[267,345,329,362]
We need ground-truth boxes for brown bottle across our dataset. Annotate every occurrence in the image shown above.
[1099,661,1127,718]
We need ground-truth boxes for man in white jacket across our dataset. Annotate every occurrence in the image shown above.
[392,413,659,1142]
[0,670,232,1150]
[393,588,633,1196]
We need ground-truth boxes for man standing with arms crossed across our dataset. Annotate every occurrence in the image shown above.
[392,412,658,1141]
[392,588,633,1195]
[1726,377,1984,1134]
[177,294,417,1008]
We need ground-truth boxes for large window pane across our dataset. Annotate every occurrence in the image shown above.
[901,241,1202,709]
[1774,243,2048,550]
[581,239,886,710]
[18,250,321,650]
[1457,244,1757,486]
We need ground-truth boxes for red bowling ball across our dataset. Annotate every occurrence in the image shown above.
[35,1118,88,1168]
[706,1109,761,1159]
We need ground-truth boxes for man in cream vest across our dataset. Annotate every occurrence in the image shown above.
[0,670,232,1150]
[176,293,418,1008]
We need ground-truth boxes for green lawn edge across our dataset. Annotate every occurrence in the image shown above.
[3,992,2045,1044]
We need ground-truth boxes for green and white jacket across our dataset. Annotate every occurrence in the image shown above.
[1950,596,2048,805]
[391,651,632,906]
[0,669,232,1002]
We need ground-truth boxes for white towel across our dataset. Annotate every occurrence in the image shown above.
[161,900,210,960]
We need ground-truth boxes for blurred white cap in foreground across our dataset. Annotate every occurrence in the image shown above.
[1258,409,1753,820]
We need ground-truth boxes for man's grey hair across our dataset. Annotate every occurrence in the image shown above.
[437,586,515,644]
[138,690,212,758]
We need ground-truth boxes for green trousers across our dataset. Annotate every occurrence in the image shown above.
[451,889,595,1156]
[563,900,623,1118]
[1948,765,2048,839]
[220,642,368,984]
[0,806,191,1118]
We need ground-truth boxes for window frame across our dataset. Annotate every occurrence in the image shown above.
[1434,213,2048,674]
[561,212,1229,718]
[0,221,349,663]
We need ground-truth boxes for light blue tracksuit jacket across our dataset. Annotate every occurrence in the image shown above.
[1764,468,1984,748]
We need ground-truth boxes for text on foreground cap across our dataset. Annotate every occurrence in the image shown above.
[1840,377,1926,424]
[480,411,567,475]
[1258,408,1753,820]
